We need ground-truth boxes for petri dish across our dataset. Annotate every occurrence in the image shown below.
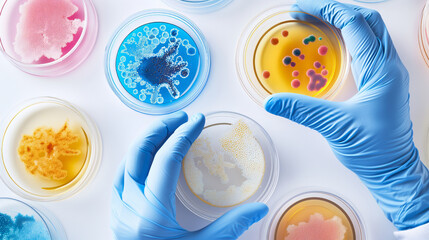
[236,6,350,106]
[105,9,210,115]
[419,1,429,68]
[261,190,366,240]
[0,0,98,77]
[161,0,233,13]
[352,0,387,2]
[0,197,67,239]
[0,97,102,201]
[176,111,279,220]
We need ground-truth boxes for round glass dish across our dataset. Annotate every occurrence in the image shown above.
[0,0,98,77]
[261,189,366,240]
[0,97,102,201]
[161,0,233,13]
[105,9,211,115]
[0,197,67,239]
[352,0,387,3]
[419,1,429,67]
[176,111,279,221]
[236,6,350,106]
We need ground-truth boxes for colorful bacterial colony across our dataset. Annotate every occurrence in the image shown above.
[254,21,341,98]
[0,212,50,239]
[17,122,88,188]
[116,22,200,105]
[183,120,265,207]
[13,0,85,64]
[1,101,90,196]
[275,198,355,240]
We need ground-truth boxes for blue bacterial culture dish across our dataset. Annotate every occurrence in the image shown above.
[105,10,210,115]
[0,198,67,240]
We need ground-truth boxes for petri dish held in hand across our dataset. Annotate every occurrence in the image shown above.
[236,6,350,106]
[176,111,279,220]
[261,189,366,240]
[0,97,102,201]
[161,0,233,13]
[0,197,67,239]
[0,0,98,76]
[105,10,211,115]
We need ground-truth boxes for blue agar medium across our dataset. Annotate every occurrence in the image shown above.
[116,22,200,105]
[105,10,210,115]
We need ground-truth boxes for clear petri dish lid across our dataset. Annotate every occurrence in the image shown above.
[261,188,366,240]
[0,0,98,77]
[419,1,429,67]
[236,5,350,107]
[161,0,233,13]
[176,111,279,221]
[105,9,211,115]
[0,197,67,239]
[0,97,102,201]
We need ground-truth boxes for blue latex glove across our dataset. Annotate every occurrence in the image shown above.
[265,0,429,231]
[111,112,268,239]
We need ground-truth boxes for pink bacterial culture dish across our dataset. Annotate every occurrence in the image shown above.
[0,0,98,76]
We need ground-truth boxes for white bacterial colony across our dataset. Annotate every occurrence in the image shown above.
[285,213,346,240]
[183,120,265,207]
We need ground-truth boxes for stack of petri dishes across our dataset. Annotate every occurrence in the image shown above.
[161,0,233,13]
[261,189,366,240]
[176,111,279,220]
[236,6,350,106]
[105,10,211,115]
[0,0,98,76]
[0,97,102,202]
[0,197,67,239]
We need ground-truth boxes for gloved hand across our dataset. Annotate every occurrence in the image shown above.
[111,111,268,239]
[265,0,429,231]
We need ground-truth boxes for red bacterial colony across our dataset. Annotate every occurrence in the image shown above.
[282,30,289,37]
[263,70,270,79]
[292,71,299,77]
[307,69,327,91]
[299,55,305,60]
[318,45,328,56]
[291,79,301,88]
[271,38,279,45]
[321,69,328,76]
[291,62,296,67]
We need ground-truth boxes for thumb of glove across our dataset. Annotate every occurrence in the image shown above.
[265,93,343,135]
[193,203,268,239]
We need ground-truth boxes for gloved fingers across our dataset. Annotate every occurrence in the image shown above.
[296,0,380,78]
[125,111,188,185]
[265,93,342,135]
[113,160,126,193]
[145,113,205,210]
[343,4,392,43]
[194,203,268,239]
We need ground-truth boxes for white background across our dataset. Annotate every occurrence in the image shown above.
[1,0,429,239]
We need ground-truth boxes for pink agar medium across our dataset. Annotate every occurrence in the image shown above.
[285,213,346,240]
[14,0,84,63]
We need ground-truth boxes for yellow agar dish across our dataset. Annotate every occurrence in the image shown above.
[275,198,355,240]
[254,21,341,98]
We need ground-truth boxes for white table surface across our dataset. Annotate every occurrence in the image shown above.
[1,0,428,239]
